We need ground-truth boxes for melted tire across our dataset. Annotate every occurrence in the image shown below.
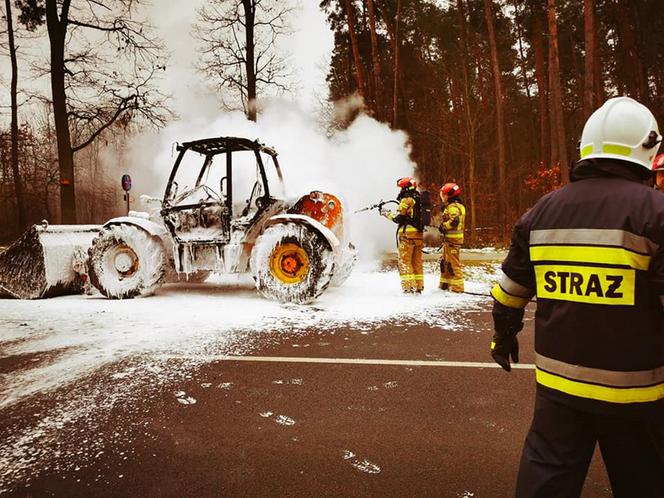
[251,222,335,304]
[87,224,167,299]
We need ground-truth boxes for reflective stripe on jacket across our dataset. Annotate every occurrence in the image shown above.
[441,201,465,244]
[492,160,664,414]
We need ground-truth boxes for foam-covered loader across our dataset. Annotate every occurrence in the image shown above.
[0,137,357,304]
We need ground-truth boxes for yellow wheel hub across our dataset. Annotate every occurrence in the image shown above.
[113,244,139,278]
[270,243,309,284]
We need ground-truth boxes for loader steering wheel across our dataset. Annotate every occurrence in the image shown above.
[201,185,222,202]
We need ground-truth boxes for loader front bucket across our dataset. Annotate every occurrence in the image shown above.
[0,224,100,299]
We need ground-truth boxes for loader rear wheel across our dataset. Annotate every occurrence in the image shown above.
[251,222,335,304]
[87,224,167,299]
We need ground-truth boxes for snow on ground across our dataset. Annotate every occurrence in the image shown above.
[0,263,500,490]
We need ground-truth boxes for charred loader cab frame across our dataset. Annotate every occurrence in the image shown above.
[160,137,285,273]
[163,137,283,234]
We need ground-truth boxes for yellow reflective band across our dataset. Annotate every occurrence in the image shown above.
[530,245,650,271]
[491,284,530,309]
[580,144,593,158]
[490,341,496,350]
[536,368,664,404]
[534,265,635,305]
[603,144,632,157]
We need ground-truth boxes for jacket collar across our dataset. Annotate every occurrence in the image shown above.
[570,159,653,186]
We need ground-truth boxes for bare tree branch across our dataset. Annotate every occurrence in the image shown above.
[193,0,292,119]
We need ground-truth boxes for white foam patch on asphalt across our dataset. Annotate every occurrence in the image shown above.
[0,267,498,409]
[0,265,498,491]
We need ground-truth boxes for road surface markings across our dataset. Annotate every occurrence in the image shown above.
[160,355,535,369]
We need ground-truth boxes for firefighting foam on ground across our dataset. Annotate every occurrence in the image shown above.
[0,257,504,492]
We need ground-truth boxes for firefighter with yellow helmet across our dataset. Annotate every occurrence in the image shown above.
[438,183,466,292]
[382,177,424,293]
[490,96,664,496]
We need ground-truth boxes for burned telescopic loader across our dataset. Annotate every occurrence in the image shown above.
[0,137,357,304]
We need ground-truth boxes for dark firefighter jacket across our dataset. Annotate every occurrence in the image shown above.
[492,159,664,417]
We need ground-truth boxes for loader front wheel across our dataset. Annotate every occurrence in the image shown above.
[251,222,335,304]
[87,224,167,299]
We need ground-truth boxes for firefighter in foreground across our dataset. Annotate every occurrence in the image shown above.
[438,183,465,292]
[653,153,664,190]
[381,177,424,293]
[490,96,664,497]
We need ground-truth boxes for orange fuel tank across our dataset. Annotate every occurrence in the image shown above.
[289,191,344,241]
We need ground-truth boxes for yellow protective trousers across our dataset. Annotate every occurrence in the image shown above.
[440,242,464,292]
[397,232,424,293]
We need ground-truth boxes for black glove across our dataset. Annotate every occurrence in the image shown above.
[491,333,519,372]
[491,301,524,372]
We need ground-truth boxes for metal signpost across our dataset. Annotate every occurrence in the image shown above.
[121,174,132,215]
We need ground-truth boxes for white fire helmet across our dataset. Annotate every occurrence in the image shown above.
[579,96,662,170]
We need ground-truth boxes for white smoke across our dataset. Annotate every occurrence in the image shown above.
[99,2,415,266]
[117,100,416,266]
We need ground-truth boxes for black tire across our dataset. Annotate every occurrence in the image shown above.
[330,243,357,287]
[87,224,167,299]
[250,222,335,304]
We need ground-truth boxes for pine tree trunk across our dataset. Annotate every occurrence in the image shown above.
[583,0,597,118]
[242,0,257,121]
[592,4,604,104]
[366,0,382,119]
[456,0,476,239]
[6,0,27,229]
[46,0,77,224]
[547,0,567,181]
[392,0,401,128]
[532,12,550,166]
[513,0,532,99]
[483,0,507,226]
[344,0,367,101]
[616,0,649,104]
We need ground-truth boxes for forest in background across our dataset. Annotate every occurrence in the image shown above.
[1,0,664,245]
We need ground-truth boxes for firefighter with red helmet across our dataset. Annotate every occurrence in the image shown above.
[490,97,664,496]
[653,153,664,190]
[382,177,424,293]
[438,182,466,292]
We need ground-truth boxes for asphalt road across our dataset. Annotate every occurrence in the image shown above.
[0,296,613,498]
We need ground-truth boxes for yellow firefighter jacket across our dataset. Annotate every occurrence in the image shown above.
[388,193,422,235]
[441,200,465,244]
